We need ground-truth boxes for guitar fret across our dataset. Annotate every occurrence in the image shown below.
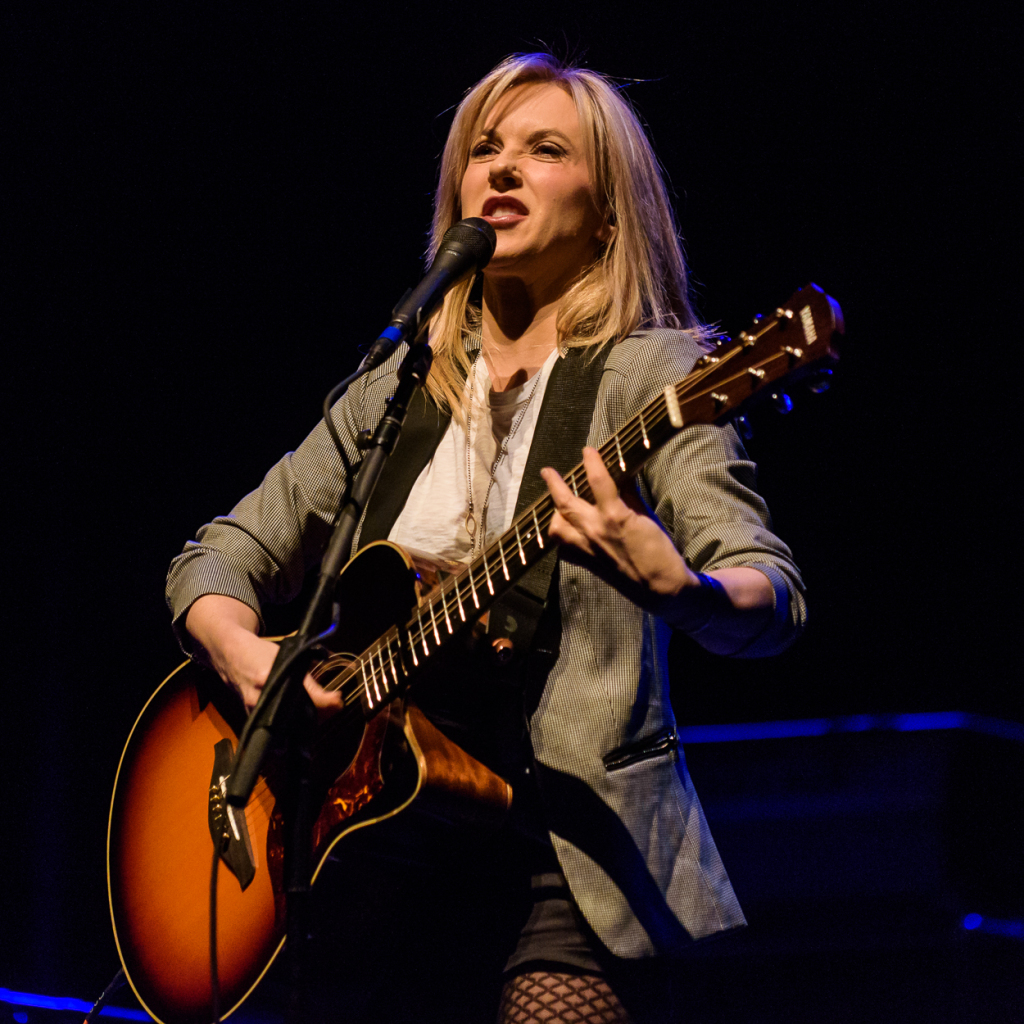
[455,582,466,621]
[614,434,626,472]
[388,640,400,687]
[360,660,375,708]
[369,649,382,695]
[467,562,481,609]
[441,588,454,633]
[428,600,441,645]
[514,522,527,564]
[498,539,510,580]
[375,646,389,693]
[407,633,419,668]
[533,507,545,549]
[416,608,429,657]
[639,409,650,449]
[483,552,495,595]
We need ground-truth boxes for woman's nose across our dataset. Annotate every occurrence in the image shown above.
[488,157,520,190]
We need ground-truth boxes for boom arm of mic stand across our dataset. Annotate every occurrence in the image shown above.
[226,340,434,808]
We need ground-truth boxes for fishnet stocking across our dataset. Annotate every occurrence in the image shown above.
[497,971,634,1024]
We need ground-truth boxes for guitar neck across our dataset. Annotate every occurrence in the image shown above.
[328,283,841,717]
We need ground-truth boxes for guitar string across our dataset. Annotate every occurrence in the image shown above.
[318,391,690,708]
[240,316,821,780]
[318,345,792,711]
[315,331,796,709]
[347,352,792,712]
[316,400,673,706]
[239,354,748,775]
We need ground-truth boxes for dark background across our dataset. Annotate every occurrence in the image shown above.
[4,1,1019,1020]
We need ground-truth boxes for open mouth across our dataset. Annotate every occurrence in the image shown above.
[482,196,528,221]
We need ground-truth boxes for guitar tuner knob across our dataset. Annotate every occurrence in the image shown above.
[776,307,794,319]
[771,392,793,415]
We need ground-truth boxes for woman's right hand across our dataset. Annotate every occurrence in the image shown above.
[185,594,342,714]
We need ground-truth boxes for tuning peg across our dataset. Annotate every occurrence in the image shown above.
[806,368,834,394]
[733,415,753,440]
[771,392,793,415]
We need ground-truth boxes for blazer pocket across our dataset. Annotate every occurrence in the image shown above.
[602,726,679,772]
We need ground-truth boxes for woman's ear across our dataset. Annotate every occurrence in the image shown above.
[594,204,617,245]
[595,218,617,246]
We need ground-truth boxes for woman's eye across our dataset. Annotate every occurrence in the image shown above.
[470,141,497,157]
[535,143,564,157]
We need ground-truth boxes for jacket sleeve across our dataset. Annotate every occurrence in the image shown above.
[165,355,396,656]
[595,329,807,657]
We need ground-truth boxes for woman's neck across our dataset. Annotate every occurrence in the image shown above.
[479,276,562,391]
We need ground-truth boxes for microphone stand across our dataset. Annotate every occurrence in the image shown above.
[224,338,434,1024]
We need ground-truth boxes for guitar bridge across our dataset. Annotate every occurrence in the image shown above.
[208,738,256,890]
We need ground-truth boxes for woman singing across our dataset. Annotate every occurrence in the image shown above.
[168,52,806,1023]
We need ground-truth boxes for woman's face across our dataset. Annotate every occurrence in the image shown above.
[460,82,608,289]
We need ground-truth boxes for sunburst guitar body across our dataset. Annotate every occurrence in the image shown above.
[107,542,513,1024]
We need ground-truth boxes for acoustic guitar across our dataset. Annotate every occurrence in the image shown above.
[107,284,842,1023]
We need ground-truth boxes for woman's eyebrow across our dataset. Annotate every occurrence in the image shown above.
[475,126,576,148]
[525,128,574,147]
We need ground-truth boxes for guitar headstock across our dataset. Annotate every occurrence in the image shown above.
[676,283,843,426]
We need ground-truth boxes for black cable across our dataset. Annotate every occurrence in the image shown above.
[210,844,221,1024]
[322,370,364,527]
[83,967,126,1024]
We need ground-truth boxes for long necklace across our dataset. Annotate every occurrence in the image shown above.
[464,354,543,554]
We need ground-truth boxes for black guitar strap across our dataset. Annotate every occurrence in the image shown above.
[357,342,613,657]
[486,343,611,656]
[357,385,451,548]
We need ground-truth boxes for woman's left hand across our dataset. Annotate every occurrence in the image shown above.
[542,447,701,613]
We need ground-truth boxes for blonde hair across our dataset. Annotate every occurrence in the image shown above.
[425,53,709,420]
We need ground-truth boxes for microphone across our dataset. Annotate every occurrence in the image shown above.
[361,217,497,371]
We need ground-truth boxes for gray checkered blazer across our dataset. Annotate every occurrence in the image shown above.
[167,329,806,957]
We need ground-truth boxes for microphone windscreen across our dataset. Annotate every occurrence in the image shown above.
[439,217,497,269]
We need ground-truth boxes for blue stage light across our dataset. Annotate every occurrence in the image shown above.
[0,987,150,1020]
[679,712,1024,745]
[960,914,1024,940]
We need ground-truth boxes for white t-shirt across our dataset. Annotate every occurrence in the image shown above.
[389,349,558,562]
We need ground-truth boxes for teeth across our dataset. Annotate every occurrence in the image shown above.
[489,205,523,216]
